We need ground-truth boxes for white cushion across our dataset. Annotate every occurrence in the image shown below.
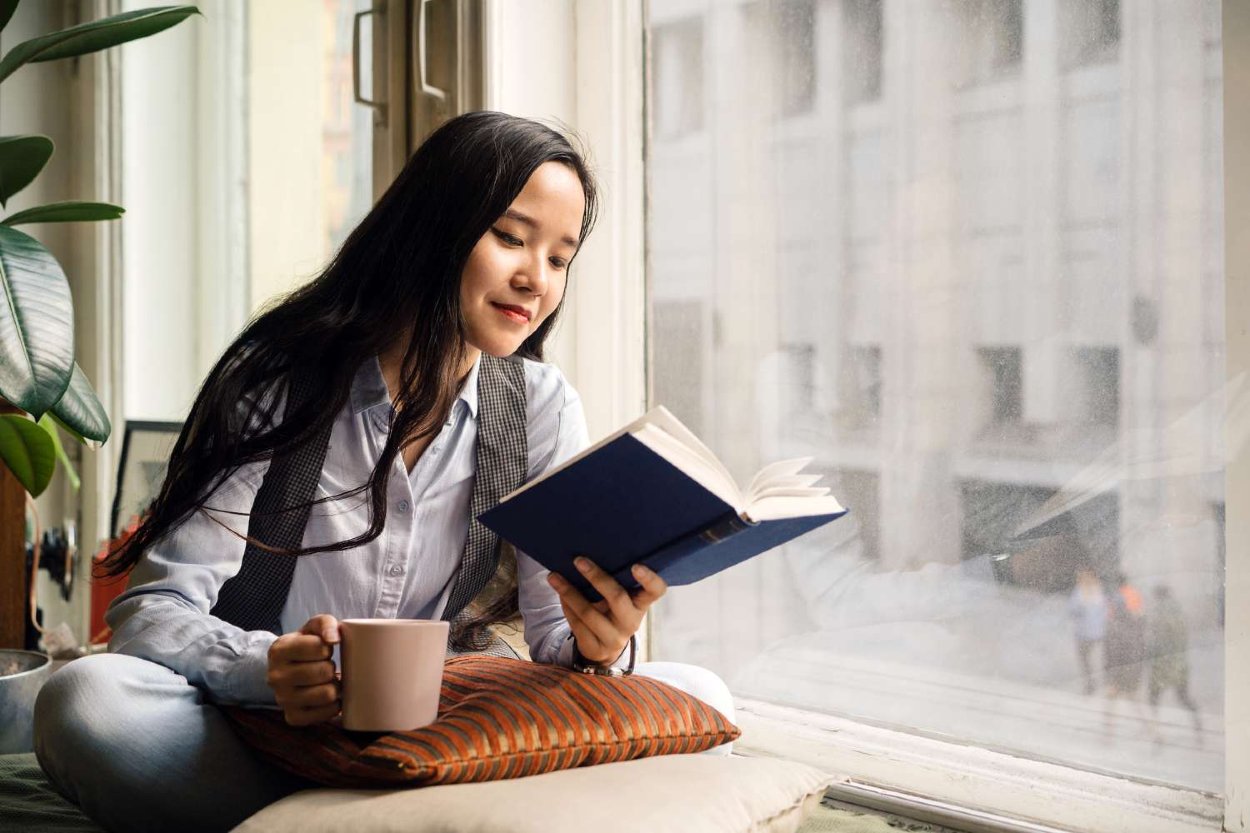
[232,754,834,833]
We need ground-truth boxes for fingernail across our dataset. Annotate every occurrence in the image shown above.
[632,564,650,578]
[323,627,339,644]
[548,573,565,588]
[575,557,591,572]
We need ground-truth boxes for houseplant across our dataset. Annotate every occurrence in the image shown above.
[0,1,199,495]
[0,0,198,750]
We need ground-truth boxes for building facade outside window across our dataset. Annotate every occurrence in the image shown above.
[647,0,1225,793]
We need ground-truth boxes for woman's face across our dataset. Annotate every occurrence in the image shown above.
[460,160,586,359]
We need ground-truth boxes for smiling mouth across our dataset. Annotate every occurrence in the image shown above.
[492,303,531,324]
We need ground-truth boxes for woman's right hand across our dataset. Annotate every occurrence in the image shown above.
[267,613,341,726]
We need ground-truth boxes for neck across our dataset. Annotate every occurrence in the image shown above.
[378,342,481,404]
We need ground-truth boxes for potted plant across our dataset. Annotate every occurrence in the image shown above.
[0,0,198,752]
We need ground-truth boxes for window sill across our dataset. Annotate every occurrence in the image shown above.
[734,698,1221,833]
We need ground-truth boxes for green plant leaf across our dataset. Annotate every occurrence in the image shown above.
[0,5,201,83]
[0,135,53,208]
[37,412,79,491]
[0,412,55,496]
[0,225,73,417]
[3,201,124,226]
[49,362,110,444]
[0,2,20,35]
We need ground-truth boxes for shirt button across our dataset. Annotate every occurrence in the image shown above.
[390,564,405,576]
[397,499,410,513]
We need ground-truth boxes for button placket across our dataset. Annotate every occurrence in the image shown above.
[376,469,414,617]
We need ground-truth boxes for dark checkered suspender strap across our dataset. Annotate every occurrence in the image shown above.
[443,355,528,625]
[210,370,332,633]
[210,356,529,637]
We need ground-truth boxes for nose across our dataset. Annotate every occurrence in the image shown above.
[513,252,550,296]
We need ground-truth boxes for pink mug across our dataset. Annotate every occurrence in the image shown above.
[338,619,450,732]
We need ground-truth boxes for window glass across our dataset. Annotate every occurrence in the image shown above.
[323,0,376,254]
[646,0,1224,791]
[121,0,376,420]
[250,0,376,310]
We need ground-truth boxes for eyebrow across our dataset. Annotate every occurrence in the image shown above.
[502,209,580,249]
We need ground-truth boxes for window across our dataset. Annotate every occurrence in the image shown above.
[1073,346,1119,426]
[644,0,1226,804]
[837,345,881,431]
[652,17,705,139]
[770,0,817,118]
[781,342,817,411]
[650,300,707,439]
[953,0,1024,87]
[843,0,883,105]
[980,346,1024,425]
[1060,0,1120,68]
[121,0,378,421]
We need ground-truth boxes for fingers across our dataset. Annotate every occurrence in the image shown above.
[628,563,668,607]
[547,559,665,665]
[549,572,616,635]
[549,572,630,664]
[274,659,337,688]
[268,613,343,726]
[559,600,616,665]
[286,701,341,727]
[300,613,340,645]
[570,557,639,618]
[271,632,334,662]
[281,683,341,726]
[271,614,340,663]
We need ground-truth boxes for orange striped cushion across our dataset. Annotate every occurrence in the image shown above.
[225,656,740,788]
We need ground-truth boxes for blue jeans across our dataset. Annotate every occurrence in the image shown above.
[33,653,735,833]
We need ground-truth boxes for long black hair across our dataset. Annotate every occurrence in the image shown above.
[102,111,599,645]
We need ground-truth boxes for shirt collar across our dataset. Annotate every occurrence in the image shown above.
[350,353,482,418]
[458,353,481,418]
[351,355,391,415]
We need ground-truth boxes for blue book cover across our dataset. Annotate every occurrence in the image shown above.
[477,408,847,601]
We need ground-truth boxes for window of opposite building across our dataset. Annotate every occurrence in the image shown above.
[652,17,705,140]
[953,0,1025,88]
[843,0,883,105]
[1061,0,1121,68]
[644,0,1227,806]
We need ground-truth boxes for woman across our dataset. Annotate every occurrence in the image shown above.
[33,112,733,833]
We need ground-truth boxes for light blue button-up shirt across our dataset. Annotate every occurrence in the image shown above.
[107,354,591,704]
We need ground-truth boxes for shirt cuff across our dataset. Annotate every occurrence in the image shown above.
[558,632,633,670]
[222,631,280,705]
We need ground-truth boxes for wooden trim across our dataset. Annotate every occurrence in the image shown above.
[0,463,27,649]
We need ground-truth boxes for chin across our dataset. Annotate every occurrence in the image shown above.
[468,330,530,359]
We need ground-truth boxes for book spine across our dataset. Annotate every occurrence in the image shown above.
[624,511,755,582]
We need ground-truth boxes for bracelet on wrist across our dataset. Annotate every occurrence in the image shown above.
[572,634,637,676]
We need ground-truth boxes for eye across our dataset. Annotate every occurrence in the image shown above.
[549,257,569,271]
[492,227,523,246]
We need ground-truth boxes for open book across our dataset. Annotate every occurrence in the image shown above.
[478,406,846,601]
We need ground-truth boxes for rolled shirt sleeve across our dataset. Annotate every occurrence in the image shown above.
[105,460,281,705]
[515,366,631,670]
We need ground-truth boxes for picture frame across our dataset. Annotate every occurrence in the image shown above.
[108,420,183,537]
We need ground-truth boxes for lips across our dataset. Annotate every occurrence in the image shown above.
[491,302,532,324]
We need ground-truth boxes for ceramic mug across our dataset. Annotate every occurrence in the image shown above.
[338,619,450,731]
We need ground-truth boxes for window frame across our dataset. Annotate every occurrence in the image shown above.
[485,1,1247,830]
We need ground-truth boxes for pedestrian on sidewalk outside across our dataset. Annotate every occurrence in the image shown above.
[1147,584,1203,745]
[1068,566,1107,695]
[1104,571,1149,735]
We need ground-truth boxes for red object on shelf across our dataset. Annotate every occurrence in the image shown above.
[90,516,140,644]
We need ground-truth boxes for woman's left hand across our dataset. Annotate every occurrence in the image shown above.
[547,557,668,665]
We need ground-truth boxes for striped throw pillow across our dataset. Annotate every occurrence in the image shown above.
[225,656,740,788]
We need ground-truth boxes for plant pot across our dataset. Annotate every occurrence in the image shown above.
[0,649,52,753]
